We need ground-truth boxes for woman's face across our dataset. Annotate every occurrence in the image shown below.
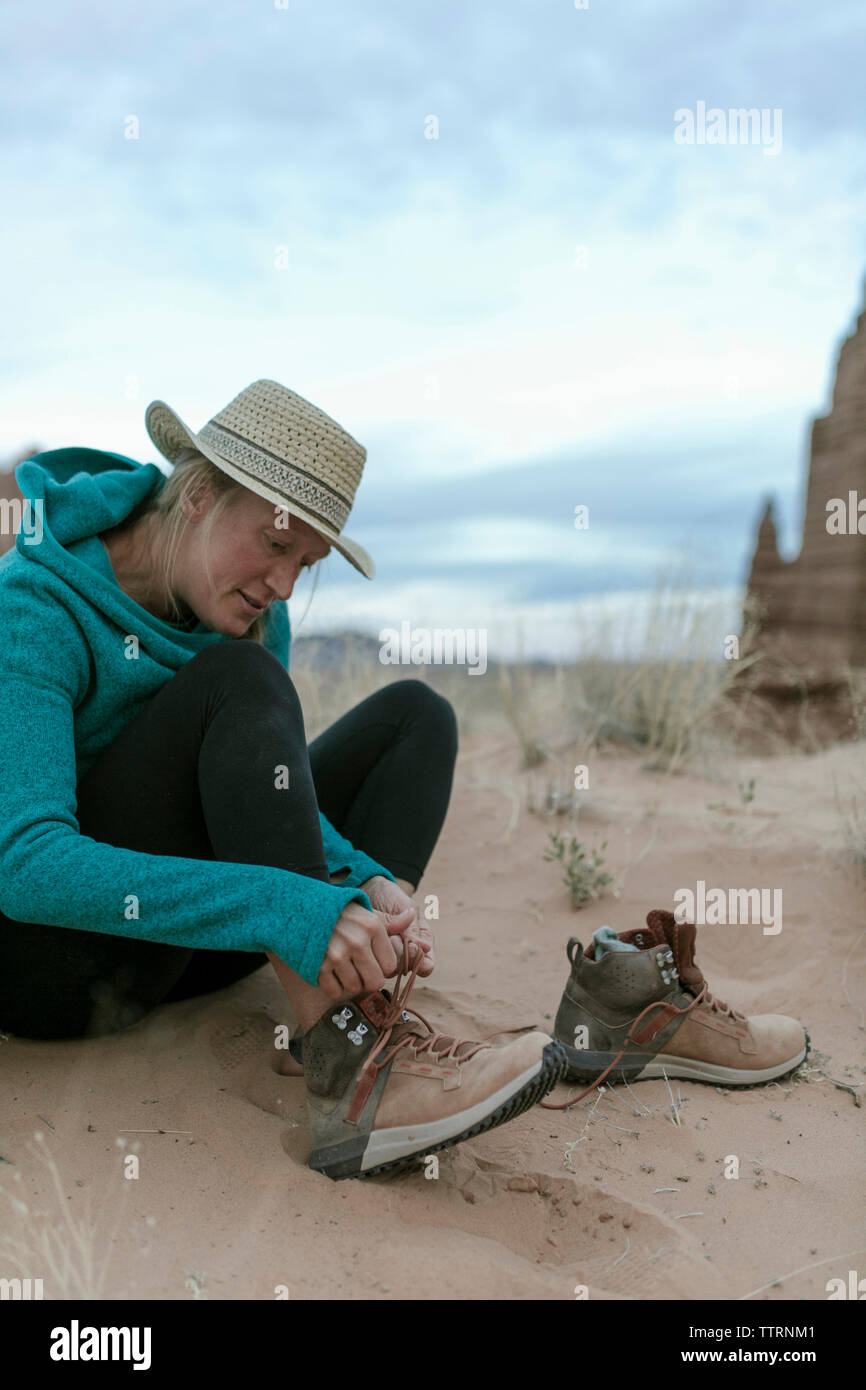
[174,484,332,635]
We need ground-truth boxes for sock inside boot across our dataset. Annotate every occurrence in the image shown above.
[592,925,639,956]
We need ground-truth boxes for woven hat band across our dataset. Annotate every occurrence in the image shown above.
[198,420,352,533]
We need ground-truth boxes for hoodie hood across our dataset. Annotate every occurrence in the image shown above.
[11,446,224,657]
[15,447,163,550]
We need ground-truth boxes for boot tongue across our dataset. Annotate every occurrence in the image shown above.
[358,991,392,1029]
[645,909,704,993]
[389,1015,479,1060]
[359,991,478,1059]
[616,917,665,951]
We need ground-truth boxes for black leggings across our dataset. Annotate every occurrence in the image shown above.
[0,642,457,1041]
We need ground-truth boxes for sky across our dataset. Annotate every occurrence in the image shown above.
[2,0,865,660]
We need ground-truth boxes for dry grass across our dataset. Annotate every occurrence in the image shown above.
[489,575,764,785]
[289,633,395,739]
[0,1131,137,1300]
[831,759,866,879]
[286,577,864,808]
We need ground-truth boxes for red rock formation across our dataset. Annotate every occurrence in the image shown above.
[744,290,866,676]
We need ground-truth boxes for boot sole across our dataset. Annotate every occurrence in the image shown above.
[559,1028,810,1088]
[309,1039,568,1180]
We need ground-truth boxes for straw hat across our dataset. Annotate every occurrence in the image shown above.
[144,379,375,579]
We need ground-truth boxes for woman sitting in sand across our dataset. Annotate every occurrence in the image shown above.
[0,379,566,1180]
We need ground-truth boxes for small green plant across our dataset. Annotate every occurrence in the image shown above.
[543,831,613,908]
[738,777,756,805]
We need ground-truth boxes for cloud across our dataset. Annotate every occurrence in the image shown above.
[1,0,863,654]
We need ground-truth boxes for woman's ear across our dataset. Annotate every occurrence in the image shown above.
[181,479,214,523]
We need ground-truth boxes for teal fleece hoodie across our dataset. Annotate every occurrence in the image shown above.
[0,447,395,986]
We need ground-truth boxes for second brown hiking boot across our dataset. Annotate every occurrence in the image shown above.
[553,909,808,1087]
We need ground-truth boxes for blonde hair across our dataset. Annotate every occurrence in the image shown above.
[114,446,321,642]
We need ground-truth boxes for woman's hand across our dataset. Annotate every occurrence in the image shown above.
[317,898,416,1000]
[360,876,435,979]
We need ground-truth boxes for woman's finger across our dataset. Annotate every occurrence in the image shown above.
[333,957,366,997]
[370,926,402,979]
[317,966,344,1000]
[383,906,417,936]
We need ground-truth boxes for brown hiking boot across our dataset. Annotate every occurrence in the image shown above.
[302,956,567,1179]
[553,909,808,1088]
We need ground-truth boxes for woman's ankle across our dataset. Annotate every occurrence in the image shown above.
[294,1002,333,1033]
[266,951,339,1032]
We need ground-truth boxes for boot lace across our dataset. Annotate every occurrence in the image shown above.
[699,985,743,1019]
[680,957,745,1021]
[345,944,491,1124]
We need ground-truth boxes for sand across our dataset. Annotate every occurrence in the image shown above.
[1,732,864,1301]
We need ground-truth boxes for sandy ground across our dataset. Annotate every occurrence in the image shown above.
[1,732,864,1301]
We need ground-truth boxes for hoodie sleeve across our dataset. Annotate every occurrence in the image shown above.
[316,815,398,890]
[0,592,375,986]
[262,599,397,891]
